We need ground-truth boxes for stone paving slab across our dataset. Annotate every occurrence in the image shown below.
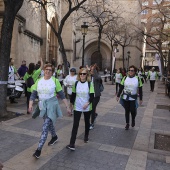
[152,118,170,131]
[13,117,72,132]
[39,145,129,170]
[78,125,138,149]
[98,112,143,127]
[153,109,170,118]
[146,160,170,170]
[0,129,38,162]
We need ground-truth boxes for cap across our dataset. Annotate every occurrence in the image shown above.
[70,68,76,73]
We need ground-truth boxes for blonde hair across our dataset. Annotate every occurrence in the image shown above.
[77,68,91,82]
[44,64,55,73]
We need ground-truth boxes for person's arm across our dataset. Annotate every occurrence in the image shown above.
[28,90,37,113]
[40,58,44,70]
[57,90,71,114]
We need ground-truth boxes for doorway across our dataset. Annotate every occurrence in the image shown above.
[91,51,102,70]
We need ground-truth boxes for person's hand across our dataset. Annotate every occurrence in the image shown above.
[83,102,89,110]
[116,97,119,102]
[67,107,71,115]
[139,100,143,105]
[28,106,33,113]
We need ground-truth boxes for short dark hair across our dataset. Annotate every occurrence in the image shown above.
[129,65,137,72]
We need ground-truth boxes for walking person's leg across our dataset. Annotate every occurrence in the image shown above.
[83,111,91,142]
[123,100,131,130]
[150,80,152,91]
[116,82,118,94]
[33,117,51,158]
[90,96,100,129]
[48,120,58,146]
[67,111,82,150]
[152,80,155,91]
[27,92,31,114]
[129,100,137,127]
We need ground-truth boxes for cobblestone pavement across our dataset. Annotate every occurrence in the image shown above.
[0,80,170,170]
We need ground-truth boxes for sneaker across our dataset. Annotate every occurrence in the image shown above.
[125,124,129,130]
[48,136,58,146]
[33,149,41,159]
[66,144,75,151]
[84,136,89,143]
[89,124,94,130]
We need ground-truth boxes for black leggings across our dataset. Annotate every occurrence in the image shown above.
[70,110,91,145]
[116,83,120,93]
[150,80,155,91]
[123,100,137,124]
[91,96,100,124]
[27,92,31,110]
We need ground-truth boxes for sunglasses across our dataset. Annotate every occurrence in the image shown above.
[129,70,135,72]
[45,69,52,72]
[79,73,87,75]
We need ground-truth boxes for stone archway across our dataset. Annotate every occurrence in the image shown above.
[49,17,59,66]
[91,51,102,69]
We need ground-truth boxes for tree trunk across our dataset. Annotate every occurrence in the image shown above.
[122,46,125,68]
[97,27,102,53]
[0,0,23,117]
[58,35,69,75]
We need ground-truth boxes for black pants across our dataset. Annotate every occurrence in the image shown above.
[116,83,120,93]
[150,80,155,91]
[91,96,100,124]
[123,100,136,124]
[27,92,31,110]
[70,110,91,145]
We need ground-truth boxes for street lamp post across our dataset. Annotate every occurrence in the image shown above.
[81,22,88,67]
[127,51,131,69]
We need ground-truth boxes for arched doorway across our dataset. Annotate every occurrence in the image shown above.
[49,17,59,66]
[91,51,102,69]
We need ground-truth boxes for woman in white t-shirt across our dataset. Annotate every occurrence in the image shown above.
[63,68,77,112]
[115,68,123,95]
[28,63,71,159]
[116,65,143,130]
[56,64,64,86]
[66,68,94,151]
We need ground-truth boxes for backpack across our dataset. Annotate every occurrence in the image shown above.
[99,78,104,92]
[26,76,34,88]
[75,81,91,91]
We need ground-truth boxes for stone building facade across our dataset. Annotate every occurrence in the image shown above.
[0,0,142,71]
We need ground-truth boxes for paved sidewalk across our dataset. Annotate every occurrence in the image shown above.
[0,80,170,170]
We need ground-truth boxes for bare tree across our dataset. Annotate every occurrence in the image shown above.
[30,0,88,75]
[138,0,170,73]
[0,0,24,117]
[104,18,138,68]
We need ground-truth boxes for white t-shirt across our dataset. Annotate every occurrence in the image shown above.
[115,73,122,83]
[123,77,139,101]
[63,75,77,95]
[74,81,90,112]
[8,66,15,83]
[149,71,157,80]
[57,70,63,81]
[37,77,56,101]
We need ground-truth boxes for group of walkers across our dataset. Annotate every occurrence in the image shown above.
[22,61,102,158]
[7,58,163,159]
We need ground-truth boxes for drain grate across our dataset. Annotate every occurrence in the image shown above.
[154,133,170,151]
